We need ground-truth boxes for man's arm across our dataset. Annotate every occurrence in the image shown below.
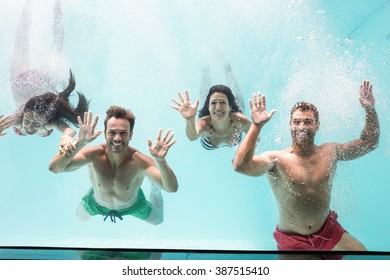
[233,93,276,176]
[336,81,380,161]
[144,129,178,192]
[48,112,102,172]
[49,144,95,173]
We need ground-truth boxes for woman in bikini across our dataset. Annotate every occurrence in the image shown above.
[171,84,251,149]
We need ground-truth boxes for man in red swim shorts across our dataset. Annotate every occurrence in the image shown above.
[233,81,380,258]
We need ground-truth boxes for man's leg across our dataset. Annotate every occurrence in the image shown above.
[76,201,91,221]
[333,232,367,251]
[145,184,164,225]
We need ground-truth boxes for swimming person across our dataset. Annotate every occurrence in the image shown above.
[171,85,251,149]
[13,70,89,154]
[233,81,380,257]
[10,0,88,149]
[0,115,14,136]
[48,106,178,224]
[200,58,245,114]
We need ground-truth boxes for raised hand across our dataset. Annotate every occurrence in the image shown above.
[359,80,375,109]
[77,112,102,146]
[171,90,199,119]
[249,92,276,127]
[0,115,13,136]
[148,129,176,160]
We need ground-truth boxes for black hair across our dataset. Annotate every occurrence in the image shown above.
[23,69,89,126]
[198,84,241,118]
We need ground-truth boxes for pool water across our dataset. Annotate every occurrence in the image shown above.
[0,0,389,256]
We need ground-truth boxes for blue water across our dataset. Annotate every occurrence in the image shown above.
[0,0,389,253]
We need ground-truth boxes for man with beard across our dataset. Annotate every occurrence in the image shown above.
[233,81,379,257]
[49,106,178,224]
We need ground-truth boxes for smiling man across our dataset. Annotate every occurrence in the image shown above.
[233,81,380,258]
[49,106,178,224]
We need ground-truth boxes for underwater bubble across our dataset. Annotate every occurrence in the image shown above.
[275,137,283,144]
[344,38,353,43]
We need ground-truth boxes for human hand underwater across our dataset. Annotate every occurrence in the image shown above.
[77,112,102,146]
[59,135,78,156]
[359,80,375,109]
[250,92,276,127]
[148,129,177,161]
[171,90,199,120]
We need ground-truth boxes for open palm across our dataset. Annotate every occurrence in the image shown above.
[148,129,176,160]
[171,90,199,119]
[250,92,276,126]
[77,112,102,145]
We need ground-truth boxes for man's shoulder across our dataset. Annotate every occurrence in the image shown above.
[128,147,150,160]
[84,144,105,156]
[262,149,289,158]
[90,144,106,150]
[317,142,339,152]
[129,148,154,168]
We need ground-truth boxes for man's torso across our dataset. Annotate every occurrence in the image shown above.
[267,143,338,235]
[87,145,148,210]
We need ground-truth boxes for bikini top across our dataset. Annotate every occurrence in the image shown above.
[200,119,243,150]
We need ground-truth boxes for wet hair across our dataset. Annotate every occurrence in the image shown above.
[198,84,242,118]
[290,102,319,123]
[23,69,89,127]
[104,105,135,132]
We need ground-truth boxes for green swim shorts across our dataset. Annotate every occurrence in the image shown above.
[82,188,152,223]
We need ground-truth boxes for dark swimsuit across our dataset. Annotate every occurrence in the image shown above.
[200,119,243,150]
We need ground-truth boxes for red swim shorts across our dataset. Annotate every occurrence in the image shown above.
[274,210,346,251]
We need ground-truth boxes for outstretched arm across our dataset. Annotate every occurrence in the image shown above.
[49,112,102,173]
[233,92,276,176]
[144,129,178,192]
[171,90,201,140]
[0,115,14,136]
[336,81,380,161]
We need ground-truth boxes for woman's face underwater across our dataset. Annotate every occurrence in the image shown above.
[22,111,47,135]
[208,92,231,120]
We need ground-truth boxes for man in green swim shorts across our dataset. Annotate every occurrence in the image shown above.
[48,106,178,224]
